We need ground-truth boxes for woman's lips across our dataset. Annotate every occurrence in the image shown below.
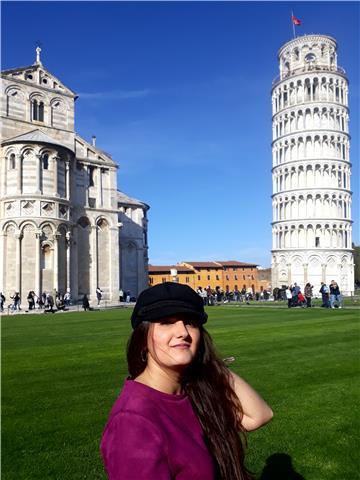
[171,344,191,349]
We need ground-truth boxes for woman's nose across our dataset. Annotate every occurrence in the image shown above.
[174,321,189,337]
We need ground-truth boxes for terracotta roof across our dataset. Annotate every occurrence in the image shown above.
[181,262,221,269]
[216,261,258,267]
[148,265,194,273]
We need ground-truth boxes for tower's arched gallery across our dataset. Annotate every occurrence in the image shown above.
[0,50,149,303]
[271,34,354,295]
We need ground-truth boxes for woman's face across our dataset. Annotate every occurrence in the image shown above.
[147,314,201,370]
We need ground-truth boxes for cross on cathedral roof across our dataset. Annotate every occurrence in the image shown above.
[35,46,42,65]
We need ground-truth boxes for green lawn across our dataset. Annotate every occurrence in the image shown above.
[2,306,359,479]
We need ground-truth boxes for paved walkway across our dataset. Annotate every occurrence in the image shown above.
[0,301,135,316]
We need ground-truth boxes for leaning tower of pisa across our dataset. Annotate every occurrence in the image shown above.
[271,34,354,295]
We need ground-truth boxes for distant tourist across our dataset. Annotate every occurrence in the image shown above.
[27,291,36,310]
[64,291,71,307]
[44,294,55,313]
[96,287,103,306]
[329,281,342,309]
[0,292,5,312]
[10,292,21,311]
[319,282,330,308]
[82,294,90,311]
[119,288,124,302]
[285,286,293,308]
[304,283,313,308]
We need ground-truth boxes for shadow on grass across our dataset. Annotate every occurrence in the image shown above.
[258,453,306,480]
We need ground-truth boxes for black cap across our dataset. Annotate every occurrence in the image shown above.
[131,282,208,329]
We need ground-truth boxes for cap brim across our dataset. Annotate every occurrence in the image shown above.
[132,299,207,328]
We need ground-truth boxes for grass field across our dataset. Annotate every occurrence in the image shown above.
[2,306,359,479]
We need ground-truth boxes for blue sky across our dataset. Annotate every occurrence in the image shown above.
[2,1,359,266]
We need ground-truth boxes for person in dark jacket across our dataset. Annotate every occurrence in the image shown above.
[329,281,342,308]
[304,283,313,308]
[82,294,90,311]
[319,282,330,308]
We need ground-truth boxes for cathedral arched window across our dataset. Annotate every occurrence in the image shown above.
[43,154,49,170]
[31,99,44,122]
[9,153,16,170]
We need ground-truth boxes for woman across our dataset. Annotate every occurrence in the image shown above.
[101,282,273,479]
[304,283,313,308]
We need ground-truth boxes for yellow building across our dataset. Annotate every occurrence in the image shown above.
[149,260,264,293]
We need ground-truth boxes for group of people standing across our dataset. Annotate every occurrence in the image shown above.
[285,280,343,309]
[319,280,343,309]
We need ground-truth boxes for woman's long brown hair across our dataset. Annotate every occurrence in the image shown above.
[127,322,253,480]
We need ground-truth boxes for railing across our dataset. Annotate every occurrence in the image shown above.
[272,65,347,86]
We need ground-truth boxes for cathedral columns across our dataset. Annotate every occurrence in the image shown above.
[0,233,4,292]
[97,168,103,207]
[16,154,22,194]
[71,227,79,301]
[35,229,42,296]
[108,226,120,301]
[15,230,22,293]
[53,155,59,197]
[66,231,71,292]
[53,233,60,293]
[1,155,6,197]
[90,225,98,299]
[65,160,70,200]
[35,154,41,193]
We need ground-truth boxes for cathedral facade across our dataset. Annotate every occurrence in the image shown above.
[0,49,149,304]
[271,35,354,294]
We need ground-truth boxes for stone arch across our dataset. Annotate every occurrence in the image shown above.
[21,223,37,297]
[57,224,68,294]
[3,223,17,297]
[308,255,322,288]
[5,85,26,119]
[50,97,68,128]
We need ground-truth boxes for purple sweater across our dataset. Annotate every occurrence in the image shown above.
[101,379,215,479]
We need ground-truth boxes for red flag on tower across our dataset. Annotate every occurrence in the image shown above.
[291,15,301,26]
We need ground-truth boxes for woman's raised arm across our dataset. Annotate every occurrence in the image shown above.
[229,371,274,432]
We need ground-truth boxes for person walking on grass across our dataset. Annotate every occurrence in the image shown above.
[101,282,273,480]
